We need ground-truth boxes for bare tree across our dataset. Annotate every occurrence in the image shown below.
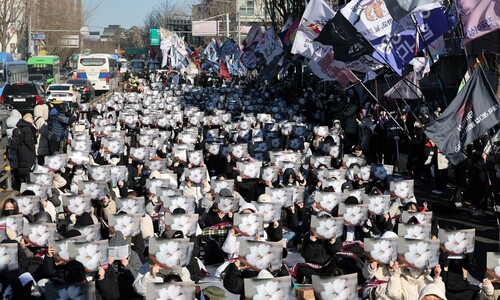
[262,0,304,30]
[33,0,84,63]
[0,0,30,54]
[143,0,185,31]
[262,0,345,31]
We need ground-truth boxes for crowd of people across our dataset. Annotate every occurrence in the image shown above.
[0,74,498,300]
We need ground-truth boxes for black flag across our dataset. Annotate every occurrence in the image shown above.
[314,12,373,62]
[425,67,500,165]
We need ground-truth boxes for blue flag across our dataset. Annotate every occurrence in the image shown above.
[372,7,448,75]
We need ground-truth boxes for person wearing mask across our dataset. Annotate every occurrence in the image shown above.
[1,198,19,216]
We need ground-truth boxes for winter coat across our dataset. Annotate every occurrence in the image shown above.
[48,107,77,141]
[301,233,341,265]
[12,119,37,176]
[342,103,359,135]
[359,117,374,150]
[8,128,19,169]
[34,105,50,156]
[362,262,393,300]
[386,268,445,300]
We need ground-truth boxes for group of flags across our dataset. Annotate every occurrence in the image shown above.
[154,0,500,165]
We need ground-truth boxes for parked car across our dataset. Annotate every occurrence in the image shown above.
[28,74,48,90]
[0,82,46,114]
[66,78,95,102]
[46,83,81,104]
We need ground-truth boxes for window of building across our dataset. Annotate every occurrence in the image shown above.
[239,0,254,16]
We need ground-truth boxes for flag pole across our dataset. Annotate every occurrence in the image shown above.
[359,33,427,111]
[382,74,421,123]
[451,0,473,74]
[410,14,448,107]
[348,70,413,140]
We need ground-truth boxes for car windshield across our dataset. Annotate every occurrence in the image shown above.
[49,85,70,91]
[28,65,53,77]
[5,84,37,95]
[131,61,144,69]
[29,75,45,81]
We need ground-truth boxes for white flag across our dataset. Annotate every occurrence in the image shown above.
[384,71,422,99]
[255,28,283,64]
[291,0,335,57]
[340,0,393,42]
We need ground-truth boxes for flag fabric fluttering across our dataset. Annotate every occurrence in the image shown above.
[457,53,489,92]
[363,68,378,83]
[204,39,219,62]
[282,18,300,45]
[255,28,284,64]
[384,71,422,99]
[314,12,374,62]
[291,0,335,58]
[308,51,360,86]
[459,0,500,43]
[243,24,263,48]
[371,7,449,75]
[219,60,231,82]
[424,67,500,165]
[340,0,394,42]
[384,0,442,21]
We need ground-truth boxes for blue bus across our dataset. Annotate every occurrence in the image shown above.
[0,53,29,95]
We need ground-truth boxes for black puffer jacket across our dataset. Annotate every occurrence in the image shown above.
[13,119,37,176]
[341,103,359,135]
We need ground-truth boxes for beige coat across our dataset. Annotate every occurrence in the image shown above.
[386,268,445,300]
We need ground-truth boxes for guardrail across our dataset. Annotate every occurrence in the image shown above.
[0,108,12,191]
[89,91,112,111]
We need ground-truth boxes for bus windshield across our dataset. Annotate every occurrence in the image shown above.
[80,58,106,66]
[28,64,53,77]
[0,62,5,88]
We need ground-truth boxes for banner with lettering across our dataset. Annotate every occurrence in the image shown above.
[425,67,500,165]
[459,0,500,43]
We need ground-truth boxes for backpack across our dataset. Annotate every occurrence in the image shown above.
[10,128,22,152]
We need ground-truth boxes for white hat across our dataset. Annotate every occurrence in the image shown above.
[418,283,447,300]
[257,194,272,203]
[381,231,398,239]
[256,269,274,279]
[238,202,256,213]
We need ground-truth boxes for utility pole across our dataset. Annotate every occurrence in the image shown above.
[236,2,241,44]
[28,14,33,57]
[226,13,230,37]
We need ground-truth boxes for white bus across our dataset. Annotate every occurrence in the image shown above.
[76,54,118,92]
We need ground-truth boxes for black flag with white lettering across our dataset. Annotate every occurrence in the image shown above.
[314,12,373,62]
[425,67,500,165]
